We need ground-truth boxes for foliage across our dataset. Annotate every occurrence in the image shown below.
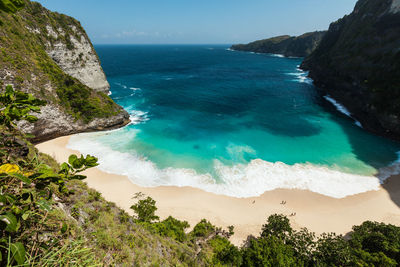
[0,85,46,130]
[240,214,400,267]
[0,87,99,265]
[0,0,122,123]
[261,214,292,240]
[0,154,99,265]
[0,0,25,13]
[130,194,159,223]
[26,239,100,266]
[231,31,326,57]
[242,236,303,267]
[153,216,190,242]
[208,235,242,266]
[349,221,400,266]
[192,219,216,238]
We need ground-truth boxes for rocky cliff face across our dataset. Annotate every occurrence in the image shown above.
[0,0,129,142]
[46,25,110,93]
[231,31,326,57]
[301,0,400,140]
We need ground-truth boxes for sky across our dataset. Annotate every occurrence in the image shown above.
[35,0,358,45]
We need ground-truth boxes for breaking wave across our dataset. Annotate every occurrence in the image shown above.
[67,134,400,199]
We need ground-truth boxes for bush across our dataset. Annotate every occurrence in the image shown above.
[192,219,216,238]
[130,195,159,223]
[153,216,190,242]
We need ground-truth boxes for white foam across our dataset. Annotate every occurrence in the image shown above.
[128,110,149,125]
[67,135,400,199]
[130,87,141,91]
[226,48,234,51]
[287,68,313,84]
[115,83,128,89]
[323,95,362,128]
[270,53,285,58]
[107,91,112,96]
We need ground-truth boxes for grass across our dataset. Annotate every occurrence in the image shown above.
[0,0,122,122]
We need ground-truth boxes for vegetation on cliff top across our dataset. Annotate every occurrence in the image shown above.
[0,0,122,123]
[231,31,326,57]
[302,0,400,137]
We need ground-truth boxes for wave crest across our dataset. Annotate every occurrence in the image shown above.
[67,135,400,199]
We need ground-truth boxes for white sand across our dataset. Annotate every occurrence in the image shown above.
[36,136,400,246]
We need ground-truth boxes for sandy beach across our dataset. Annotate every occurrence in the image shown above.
[36,135,400,246]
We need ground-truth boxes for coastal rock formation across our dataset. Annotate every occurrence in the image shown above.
[46,25,110,93]
[301,0,400,139]
[231,31,326,57]
[0,0,129,142]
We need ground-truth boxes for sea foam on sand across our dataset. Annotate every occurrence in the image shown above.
[67,133,400,199]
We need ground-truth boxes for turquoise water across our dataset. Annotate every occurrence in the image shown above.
[68,45,400,198]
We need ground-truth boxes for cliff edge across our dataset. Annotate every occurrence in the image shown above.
[231,31,326,57]
[0,0,129,142]
[302,0,400,139]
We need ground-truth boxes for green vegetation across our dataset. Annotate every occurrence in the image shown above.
[231,31,326,57]
[0,0,122,123]
[0,89,399,266]
[0,0,24,13]
[1,1,400,265]
[0,85,46,130]
[0,87,100,265]
[302,0,400,133]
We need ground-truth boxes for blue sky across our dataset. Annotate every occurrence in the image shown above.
[35,0,358,44]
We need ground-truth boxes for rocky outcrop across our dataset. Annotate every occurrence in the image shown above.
[45,25,110,93]
[18,105,130,143]
[301,0,400,140]
[231,31,326,57]
[0,0,129,142]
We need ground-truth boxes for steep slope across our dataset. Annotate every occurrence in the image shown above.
[231,31,326,57]
[302,0,400,139]
[0,0,129,142]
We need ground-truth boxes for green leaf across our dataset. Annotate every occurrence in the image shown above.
[84,155,99,168]
[70,175,87,180]
[37,199,52,212]
[25,115,38,123]
[68,154,78,166]
[24,133,36,139]
[61,222,68,234]
[0,195,6,205]
[0,213,17,232]
[10,242,26,265]
[9,173,31,184]
[21,212,29,220]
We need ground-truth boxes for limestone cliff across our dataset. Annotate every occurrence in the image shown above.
[0,0,129,142]
[45,24,110,93]
[301,0,400,140]
[231,31,326,57]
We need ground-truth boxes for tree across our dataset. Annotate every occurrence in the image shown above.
[260,214,293,240]
[130,195,159,223]
[241,236,303,267]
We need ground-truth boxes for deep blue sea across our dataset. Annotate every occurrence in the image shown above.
[68,45,400,198]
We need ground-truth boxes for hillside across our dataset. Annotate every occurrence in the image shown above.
[301,0,400,139]
[0,0,129,142]
[231,31,326,57]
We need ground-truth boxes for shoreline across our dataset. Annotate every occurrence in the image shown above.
[36,135,400,246]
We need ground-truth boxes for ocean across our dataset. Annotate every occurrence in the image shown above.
[68,44,400,198]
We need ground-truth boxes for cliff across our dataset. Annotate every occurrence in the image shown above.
[231,31,326,57]
[0,0,129,142]
[301,0,400,139]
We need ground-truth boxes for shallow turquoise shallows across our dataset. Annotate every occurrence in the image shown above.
[68,45,400,198]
